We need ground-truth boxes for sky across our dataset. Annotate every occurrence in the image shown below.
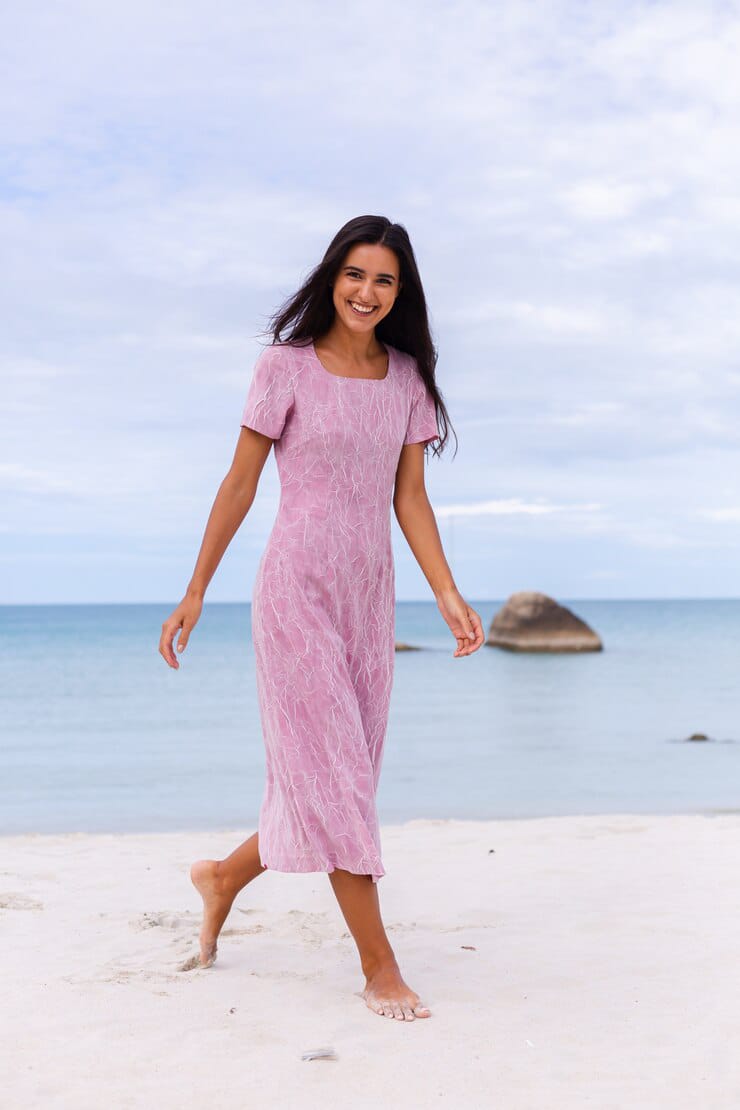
[2,0,739,604]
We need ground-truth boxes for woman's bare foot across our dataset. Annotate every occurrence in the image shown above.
[361,957,432,1021]
[190,859,237,967]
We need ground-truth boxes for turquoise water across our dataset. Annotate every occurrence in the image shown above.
[1,600,738,834]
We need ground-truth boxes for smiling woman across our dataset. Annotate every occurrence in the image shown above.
[265,216,453,440]
[158,214,484,1024]
[316,247,402,377]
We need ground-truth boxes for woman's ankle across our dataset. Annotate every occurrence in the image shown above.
[361,947,398,980]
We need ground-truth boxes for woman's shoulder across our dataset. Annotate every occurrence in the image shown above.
[254,339,311,379]
[386,343,416,375]
[388,345,424,393]
[256,339,303,359]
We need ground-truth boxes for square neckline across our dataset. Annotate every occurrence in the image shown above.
[309,339,393,382]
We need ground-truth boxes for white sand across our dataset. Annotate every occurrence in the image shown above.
[3,813,738,1109]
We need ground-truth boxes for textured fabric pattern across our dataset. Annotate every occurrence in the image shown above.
[241,339,439,882]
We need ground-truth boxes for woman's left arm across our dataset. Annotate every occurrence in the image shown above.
[393,443,485,658]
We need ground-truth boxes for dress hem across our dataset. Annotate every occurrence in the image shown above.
[259,853,385,884]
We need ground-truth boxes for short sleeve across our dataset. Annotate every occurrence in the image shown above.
[404,374,440,446]
[240,345,294,440]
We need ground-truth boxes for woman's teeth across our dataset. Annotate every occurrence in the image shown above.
[349,301,376,315]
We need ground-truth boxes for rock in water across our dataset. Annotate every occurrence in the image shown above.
[487,591,603,653]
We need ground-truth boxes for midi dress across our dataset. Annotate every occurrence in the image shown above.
[240,338,440,883]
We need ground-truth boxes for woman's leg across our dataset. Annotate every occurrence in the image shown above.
[190,831,267,966]
[328,869,432,1021]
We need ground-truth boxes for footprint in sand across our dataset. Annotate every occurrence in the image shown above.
[178,953,214,973]
[283,909,332,947]
[442,922,497,933]
[126,911,204,973]
[221,925,266,937]
[131,910,199,931]
[177,921,268,972]
[0,892,43,911]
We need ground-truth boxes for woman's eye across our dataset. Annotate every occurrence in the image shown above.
[348,270,392,284]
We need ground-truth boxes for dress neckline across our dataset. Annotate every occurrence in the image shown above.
[309,339,393,382]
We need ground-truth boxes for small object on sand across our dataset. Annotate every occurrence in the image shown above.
[461,945,477,951]
[687,732,709,742]
[301,1046,338,1061]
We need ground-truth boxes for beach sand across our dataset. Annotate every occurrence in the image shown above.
[3,813,738,1109]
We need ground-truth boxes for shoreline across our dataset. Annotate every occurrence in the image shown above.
[4,812,738,1107]
[4,802,740,841]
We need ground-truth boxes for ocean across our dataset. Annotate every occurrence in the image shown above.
[1,600,738,835]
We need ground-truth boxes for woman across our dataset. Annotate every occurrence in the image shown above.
[159,215,484,1022]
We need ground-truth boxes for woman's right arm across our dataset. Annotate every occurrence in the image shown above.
[158,426,275,669]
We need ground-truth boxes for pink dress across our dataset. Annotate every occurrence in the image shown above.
[240,339,439,883]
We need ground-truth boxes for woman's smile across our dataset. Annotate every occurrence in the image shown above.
[348,300,377,317]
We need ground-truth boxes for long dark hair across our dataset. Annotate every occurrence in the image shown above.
[261,215,455,457]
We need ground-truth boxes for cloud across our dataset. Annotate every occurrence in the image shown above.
[435,498,603,519]
[446,298,610,337]
[2,0,739,599]
[701,508,740,523]
[559,179,672,222]
[0,463,78,495]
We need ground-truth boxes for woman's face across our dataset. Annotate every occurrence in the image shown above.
[331,243,402,333]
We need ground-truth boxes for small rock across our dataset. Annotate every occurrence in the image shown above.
[301,1047,337,1061]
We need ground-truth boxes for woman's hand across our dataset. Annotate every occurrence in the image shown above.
[436,588,485,658]
[159,594,203,669]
